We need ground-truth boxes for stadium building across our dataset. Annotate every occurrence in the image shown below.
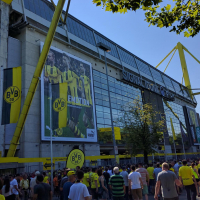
[0,0,199,172]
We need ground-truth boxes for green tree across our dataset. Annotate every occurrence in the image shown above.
[118,98,165,164]
[92,0,200,37]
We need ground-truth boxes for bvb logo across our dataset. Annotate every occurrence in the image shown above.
[71,152,82,165]
[55,128,63,136]
[53,98,66,112]
[4,86,20,104]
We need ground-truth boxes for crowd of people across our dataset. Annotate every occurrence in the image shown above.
[1,159,200,200]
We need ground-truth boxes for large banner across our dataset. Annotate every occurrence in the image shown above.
[41,43,97,142]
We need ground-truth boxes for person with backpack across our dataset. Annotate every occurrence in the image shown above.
[20,174,29,200]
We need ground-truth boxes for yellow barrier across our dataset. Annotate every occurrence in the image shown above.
[0,152,200,164]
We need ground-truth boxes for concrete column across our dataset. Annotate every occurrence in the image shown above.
[0,1,10,157]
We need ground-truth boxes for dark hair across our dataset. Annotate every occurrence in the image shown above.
[43,172,46,176]
[76,166,80,170]
[62,53,70,60]
[105,167,108,172]
[149,163,153,167]
[4,176,10,193]
[77,170,84,180]
[156,164,160,168]
[138,163,143,167]
[131,165,135,171]
[37,175,44,182]
[97,169,102,176]
[182,160,187,165]
[92,168,96,172]
[192,163,195,168]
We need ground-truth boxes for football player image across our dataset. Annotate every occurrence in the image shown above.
[44,50,62,84]
[80,64,94,128]
[61,53,85,138]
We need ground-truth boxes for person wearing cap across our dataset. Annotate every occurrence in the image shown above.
[120,166,129,200]
[63,171,76,200]
[30,171,40,199]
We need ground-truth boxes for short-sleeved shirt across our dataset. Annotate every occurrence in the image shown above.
[103,172,110,185]
[109,174,124,197]
[91,173,99,189]
[169,168,175,172]
[120,171,129,186]
[179,166,194,186]
[136,168,148,185]
[34,183,51,200]
[10,179,18,195]
[147,167,154,179]
[128,172,141,189]
[63,182,73,200]
[68,183,90,200]
[43,176,49,184]
[153,168,162,181]
[157,170,178,198]
[53,177,59,187]
[82,173,89,187]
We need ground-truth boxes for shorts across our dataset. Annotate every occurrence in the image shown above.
[131,188,142,199]
[142,185,148,195]
[149,179,155,186]
[99,191,108,199]
[91,188,98,199]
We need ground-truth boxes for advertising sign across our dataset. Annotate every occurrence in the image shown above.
[196,127,200,144]
[41,43,97,142]
[66,149,85,169]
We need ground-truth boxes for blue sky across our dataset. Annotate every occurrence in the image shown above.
[55,0,200,112]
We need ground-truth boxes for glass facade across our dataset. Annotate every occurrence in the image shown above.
[93,70,142,145]
[163,101,188,148]
[23,0,195,104]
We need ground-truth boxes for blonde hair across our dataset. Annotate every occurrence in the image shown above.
[162,162,169,170]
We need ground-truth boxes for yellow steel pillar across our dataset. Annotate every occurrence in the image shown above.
[177,42,193,99]
[7,0,66,157]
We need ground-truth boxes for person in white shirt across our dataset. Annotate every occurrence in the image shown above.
[1,176,14,199]
[128,165,143,200]
[10,174,21,198]
[68,170,91,200]
[30,171,40,198]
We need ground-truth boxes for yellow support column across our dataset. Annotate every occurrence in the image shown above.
[7,0,66,157]
[177,42,193,99]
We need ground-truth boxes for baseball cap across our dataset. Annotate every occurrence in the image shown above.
[35,171,40,175]
[67,171,75,176]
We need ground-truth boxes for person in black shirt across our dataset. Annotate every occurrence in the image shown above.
[103,167,110,199]
[33,175,52,200]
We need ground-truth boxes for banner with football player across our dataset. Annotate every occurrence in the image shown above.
[41,43,97,142]
[2,67,21,125]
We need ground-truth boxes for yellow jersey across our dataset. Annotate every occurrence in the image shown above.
[45,65,61,84]
[43,176,49,183]
[82,173,90,187]
[169,168,175,172]
[0,195,5,200]
[81,75,92,105]
[179,166,194,186]
[147,167,154,179]
[91,173,100,189]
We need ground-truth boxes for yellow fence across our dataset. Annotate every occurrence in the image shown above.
[0,152,200,164]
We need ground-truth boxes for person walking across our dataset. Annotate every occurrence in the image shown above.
[103,167,111,199]
[68,170,91,200]
[136,163,149,200]
[20,174,29,200]
[33,175,52,200]
[90,168,99,200]
[120,166,129,200]
[179,160,197,200]
[153,164,162,181]
[154,162,182,200]
[63,171,76,200]
[97,169,108,200]
[147,163,155,194]
[109,167,125,200]
[10,174,21,200]
[30,171,40,200]
[128,165,143,200]
[1,176,14,200]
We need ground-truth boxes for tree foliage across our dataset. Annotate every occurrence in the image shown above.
[118,98,165,164]
[92,0,200,37]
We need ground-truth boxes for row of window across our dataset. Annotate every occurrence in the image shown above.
[24,0,193,101]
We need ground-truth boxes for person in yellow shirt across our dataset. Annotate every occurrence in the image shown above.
[90,168,100,200]
[169,164,175,172]
[82,169,90,190]
[147,163,155,194]
[43,172,49,184]
[179,160,198,199]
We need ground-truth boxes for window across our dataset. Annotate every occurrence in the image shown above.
[150,67,164,83]
[135,57,152,76]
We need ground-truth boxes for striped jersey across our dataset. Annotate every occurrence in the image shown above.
[108,174,124,197]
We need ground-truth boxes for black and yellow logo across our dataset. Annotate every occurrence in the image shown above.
[53,98,66,112]
[4,86,20,104]
[71,151,83,165]
[55,128,63,136]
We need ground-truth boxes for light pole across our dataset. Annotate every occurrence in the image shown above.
[97,42,117,163]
